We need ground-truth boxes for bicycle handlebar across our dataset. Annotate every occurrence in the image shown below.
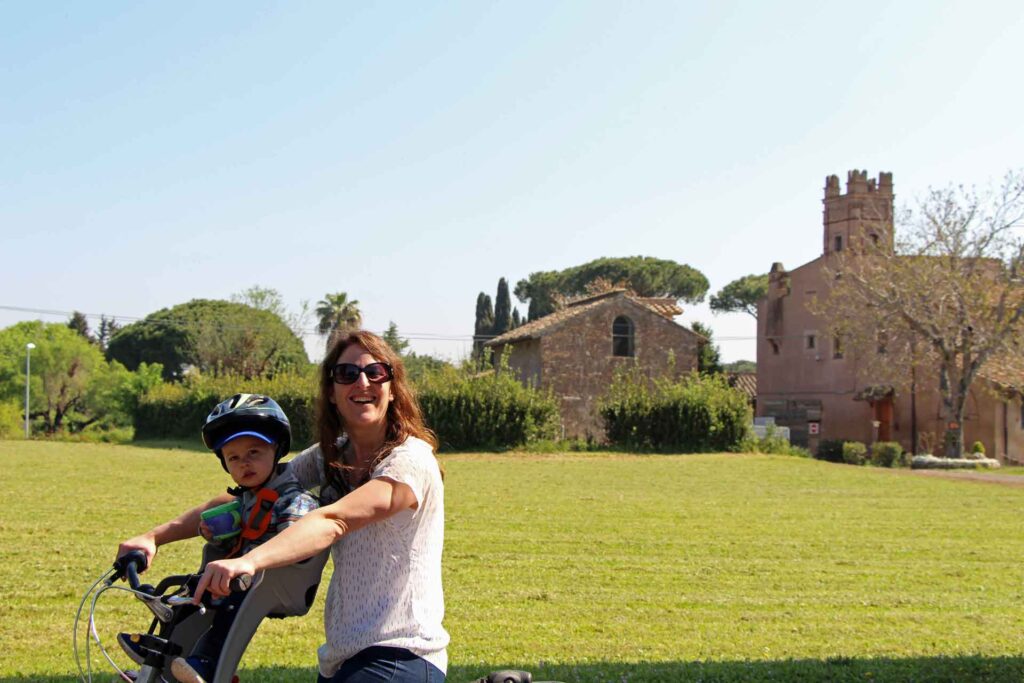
[112,550,148,589]
[231,573,253,592]
[112,549,252,600]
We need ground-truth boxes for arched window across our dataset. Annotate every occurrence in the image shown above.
[612,316,635,357]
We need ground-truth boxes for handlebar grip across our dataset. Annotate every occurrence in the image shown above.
[113,550,148,587]
[229,574,253,593]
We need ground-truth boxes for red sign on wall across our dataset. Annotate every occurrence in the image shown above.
[808,421,820,435]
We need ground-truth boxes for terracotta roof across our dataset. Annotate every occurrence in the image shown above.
[484,290,683,347]
[726,372,757,400]
[979,351,1024,396]
[633,297,683,318]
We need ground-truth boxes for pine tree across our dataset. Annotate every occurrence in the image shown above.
[67,311,92,341]
[511,308,522,328]
[382,321,410,355]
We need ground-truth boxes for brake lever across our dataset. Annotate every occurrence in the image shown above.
[144,595,176,622]
[166,595,206,615]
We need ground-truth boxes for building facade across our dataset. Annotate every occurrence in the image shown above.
[756,170,1024,462]
[486,290,702,440]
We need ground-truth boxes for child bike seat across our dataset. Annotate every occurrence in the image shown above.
[157,543,329,683]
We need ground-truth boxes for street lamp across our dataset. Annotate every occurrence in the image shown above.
[24,342,36,439]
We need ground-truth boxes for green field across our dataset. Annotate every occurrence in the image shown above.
[2,441,1023,682]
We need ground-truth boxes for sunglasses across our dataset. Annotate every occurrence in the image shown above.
[330,362,394,385]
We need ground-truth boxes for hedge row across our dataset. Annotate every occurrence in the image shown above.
[599,371,751,452]
[416,367,559,451]
[133,371,318,449]
[134,366,559,452]
[814,439,908,467]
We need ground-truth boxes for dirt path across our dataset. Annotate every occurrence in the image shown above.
[908,469,1024,487]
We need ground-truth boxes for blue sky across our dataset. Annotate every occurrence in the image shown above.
[2,1,1022,362]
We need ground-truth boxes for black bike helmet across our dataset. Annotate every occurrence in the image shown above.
[202,393,292,471]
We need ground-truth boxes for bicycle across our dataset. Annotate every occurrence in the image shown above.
[75,544,328,683]
[76,546,557,683]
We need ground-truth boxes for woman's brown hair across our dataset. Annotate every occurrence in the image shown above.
[316,330,440,492]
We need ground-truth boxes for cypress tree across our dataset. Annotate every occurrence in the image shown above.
[691,321,723,375]
[97,315,120,352]
[473,292,494,358]
[493,277,513,336]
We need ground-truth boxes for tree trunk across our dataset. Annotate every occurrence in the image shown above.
[939,361,967,458]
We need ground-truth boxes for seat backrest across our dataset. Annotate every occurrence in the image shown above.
[210,548,330,683]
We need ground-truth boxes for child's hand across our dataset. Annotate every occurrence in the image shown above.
[198,521,214,542]
[193,557,256,603]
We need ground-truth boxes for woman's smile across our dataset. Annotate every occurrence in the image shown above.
[333,345,393,429]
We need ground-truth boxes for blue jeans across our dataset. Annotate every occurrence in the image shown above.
[317,646,446,682]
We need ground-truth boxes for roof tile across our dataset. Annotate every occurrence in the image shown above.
[485,290,682,346]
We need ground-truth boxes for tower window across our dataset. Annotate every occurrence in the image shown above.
[806,334,816,350]
[833,335,844,359]
[834,235,843,252]
[612,316,635,357]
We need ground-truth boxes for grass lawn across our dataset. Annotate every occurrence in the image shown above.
[2,441,1023,682]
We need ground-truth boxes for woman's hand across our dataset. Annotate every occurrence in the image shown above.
[192,557,256,604]
[116,533,158,571]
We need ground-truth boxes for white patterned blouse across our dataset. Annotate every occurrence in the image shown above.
[287,436,449,677]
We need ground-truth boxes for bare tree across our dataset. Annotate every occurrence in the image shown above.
[815,170,1024,457]
[231,285,311,340]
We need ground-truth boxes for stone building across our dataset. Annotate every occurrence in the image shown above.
[485,289,702,439]
[756,170,1024,461]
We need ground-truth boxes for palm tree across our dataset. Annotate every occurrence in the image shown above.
[316,292,362,348]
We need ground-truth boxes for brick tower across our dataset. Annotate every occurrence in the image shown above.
[822,170,895,256]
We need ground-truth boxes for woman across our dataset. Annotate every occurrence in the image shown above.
[121,331,448,682]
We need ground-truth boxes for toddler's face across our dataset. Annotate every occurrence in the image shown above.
[222,435,276,488]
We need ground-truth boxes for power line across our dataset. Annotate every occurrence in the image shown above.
[0,304,766,343]
[0,304,483,341]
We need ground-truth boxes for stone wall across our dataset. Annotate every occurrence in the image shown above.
[538,298,699,440]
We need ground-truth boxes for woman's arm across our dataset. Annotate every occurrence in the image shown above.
[116,492,236,569]
[192,476,416,601]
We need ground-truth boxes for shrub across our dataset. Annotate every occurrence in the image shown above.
[134,371,317,449]
[741,425,809,457]
[416,365,560,451]
[135,364,560,453]
[0,401,23,439]
[971,441,986,455]
[599,370,751,452]
[870,441,906,468]
[842,441,867,466]
[815,439,846,463]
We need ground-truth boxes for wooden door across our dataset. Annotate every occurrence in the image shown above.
[874,396,894,442]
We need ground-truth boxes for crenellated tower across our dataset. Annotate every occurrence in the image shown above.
[822,170,894,256]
